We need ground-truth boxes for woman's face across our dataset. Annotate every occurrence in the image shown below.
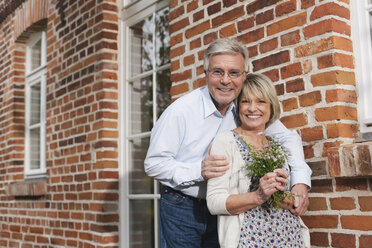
[239,94,271,132]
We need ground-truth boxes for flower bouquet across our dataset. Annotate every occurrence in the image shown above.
[240,136,295,209]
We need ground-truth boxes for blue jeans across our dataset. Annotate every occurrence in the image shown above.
[160,186,219,248]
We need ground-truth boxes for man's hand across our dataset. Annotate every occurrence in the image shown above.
[290,183,309,216]
[201,146,229,179]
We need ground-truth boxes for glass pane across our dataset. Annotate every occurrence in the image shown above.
[31,39,42,71]
[128,137,153,194]
[155,7,170,67]
[30,128,40,170]
[129,199,155,248]
[129,76,153,134]
[129,14,154,77]
[156,69,171,118]
[30,82,41,125]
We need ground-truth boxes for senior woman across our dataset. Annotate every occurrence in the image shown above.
[207,73,309,248]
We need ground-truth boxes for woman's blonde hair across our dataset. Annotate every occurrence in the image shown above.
[235,73,281,127]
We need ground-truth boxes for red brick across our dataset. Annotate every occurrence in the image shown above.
[311,179,334,193]
[256,9,274,25]
[359,196,372,211]
[280,113,307,128]
[169,5,184,21]
[204,32,218,45]
[286,78,304,93]
[318,52,354,69]
[301,0,315,9]
[187,0,198,12]
[207,2,221,16]
[300,126,324,142]
[308,197,327,211]
[237,27,265,45]
[302,215,338,228]
[170,69,191,82]
[311,70,355,87]
[326,123,358,138]
[330,197,356,210]
[296,36,353,57]
[299,90,321,107]
[170,33,183,46]
[169,17,190,34]
[190,37,201,50]
[303,145,314,159]
[259,38,278,54]
[170,45,185,59]
[326,89,357,104]
[341,216,372,231]
[170,82,190,96]
[267,12,307,35]
[237,17,254,32]
[223,0,237,8]
[193,10,204,22]
[310,2,350,20]
[331,233,356,248]
[281,30,301,46]
[220,23,237,37]
[282,97,298,112]
[183,55,195,67]
[310,232,329,247]
[212,6,245,27]
[304,19,350,38]
[186,21,210,38]
[276,0,296,17]
[360,235,372,248]
[280,62,302,79]
[315,106,357,122]
[252,50,290,71]
[246,0,281,14]
[336,178,368,191]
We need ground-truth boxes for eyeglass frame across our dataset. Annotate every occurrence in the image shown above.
[207,68,246,79]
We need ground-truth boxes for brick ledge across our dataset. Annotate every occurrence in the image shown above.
[6,181,47,197]
[328,141,372,177]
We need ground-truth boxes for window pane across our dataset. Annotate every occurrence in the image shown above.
[30,82,41,125]
[156,69,171,118]
[30,128,40,170]
[155,7,170,67]
[31,39,42,71]
[129,76,153,134]
[128,137,153,194]
[129,15,154,77]
[129,199,155,248]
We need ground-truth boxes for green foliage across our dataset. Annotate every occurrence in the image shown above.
[240,136,294,209]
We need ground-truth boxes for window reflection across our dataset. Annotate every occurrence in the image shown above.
[129,199,155,248]
[31,39,42,71]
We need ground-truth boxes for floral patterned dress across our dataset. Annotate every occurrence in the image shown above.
[233,131,305,248]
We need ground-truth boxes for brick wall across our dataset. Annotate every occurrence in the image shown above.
[0,0,120,247]
[169,0,371,247]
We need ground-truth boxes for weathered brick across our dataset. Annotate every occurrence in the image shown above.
[280,113,307,128]
[170,82,190,96]
[304,19,350,38]
[220,23,237,37]
[259,37,278,54]
[256,9,274,25]
[282,97,298,112]
[326,123,358,138]
[300,125,324,141]
[360,235,372,248]
[330,197,356,210]
[302,215,338,228]
[276,0,296,17]
[310,2,350,20]
[326,89,357,104]
[331,233,356,248]
[299,90,321,107]
[310,232,329,247]
[311,70,355,87]
[308,160,327,176]
[286,78,304,93]
[186,21,210,38]
[315,106,357,122]
[341,216,372,231]
[336,178,368,191]
[211,6,244,27]
[267,12,307,35]
[359,196,372,211]
[308,197,327,211]
[237,17,254,32]
[280,62,302,79]
[311,179,334,193]
[281,30,301,46]
[252,50,290,71]
[296,36,353,57]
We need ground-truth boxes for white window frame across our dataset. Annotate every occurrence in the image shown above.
[25,31,47,177]
[351,0,372,134]
[119,1,170,247]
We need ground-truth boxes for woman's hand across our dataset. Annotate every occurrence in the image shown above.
[255,168,288,205]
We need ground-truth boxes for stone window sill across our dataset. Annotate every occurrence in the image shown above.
[6,181,47,197]
[328,141,372,177]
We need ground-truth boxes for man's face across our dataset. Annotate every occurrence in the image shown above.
[206,53,246,115]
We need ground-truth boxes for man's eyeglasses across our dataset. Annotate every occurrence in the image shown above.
[208,69,245,79]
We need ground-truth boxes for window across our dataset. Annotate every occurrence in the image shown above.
[25,31,47,176]
[120,0,171,247]
[351,0,372,135]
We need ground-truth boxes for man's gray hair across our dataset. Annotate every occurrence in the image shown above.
[203,38,249,72]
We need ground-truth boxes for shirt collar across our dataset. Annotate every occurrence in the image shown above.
[201,86,236,118]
